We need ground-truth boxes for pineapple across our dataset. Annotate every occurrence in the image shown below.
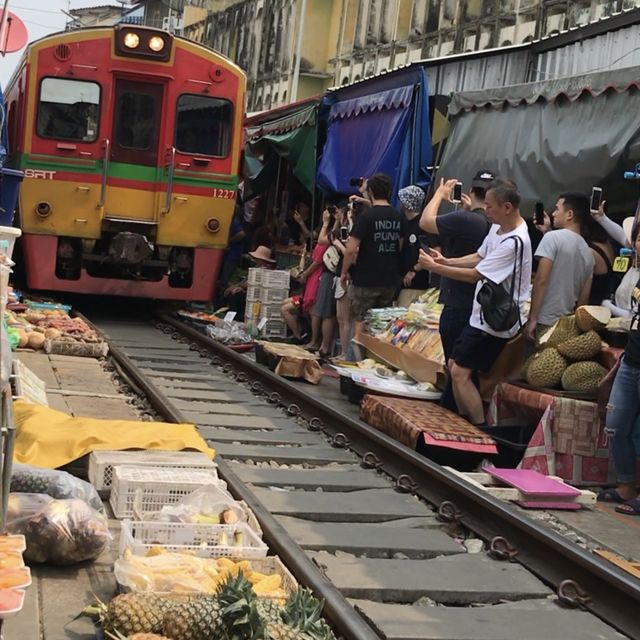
[217,573,267,639]
[106,631,172,640]
[268,589,337,640]
[88,593,176,637]
[162,595,222,640]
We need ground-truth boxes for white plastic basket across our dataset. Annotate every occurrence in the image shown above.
[247,268,290,289]
[117,555,297,599]
[89,450,217,493]
[262,319,288,338]
[119,520,268,559]
[110,466,225,518]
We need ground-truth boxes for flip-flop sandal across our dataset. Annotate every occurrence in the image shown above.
[615,498,640,516]
[597,488,628,504]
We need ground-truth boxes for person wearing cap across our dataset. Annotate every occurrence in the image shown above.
[525,193,594,343]
[220,245,276,321]
[397,185,430,307]
[419,171,494,410]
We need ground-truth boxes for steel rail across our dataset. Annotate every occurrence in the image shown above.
[104,337,381,640]
[159,313,640,640]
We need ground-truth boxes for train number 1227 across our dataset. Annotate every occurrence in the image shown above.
[213,188,235,199]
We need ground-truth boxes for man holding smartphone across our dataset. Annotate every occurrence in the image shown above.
[419,170,494,409]
[525,193,595,342]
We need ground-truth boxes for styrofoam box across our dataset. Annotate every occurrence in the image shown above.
[247,268,290,289]
[119,520,267,559]
[110,466,225,518]
[89,450,217,493]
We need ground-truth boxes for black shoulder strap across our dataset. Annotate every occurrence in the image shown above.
[591,243,613,271]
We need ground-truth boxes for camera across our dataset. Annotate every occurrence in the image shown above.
[590,187,603,213]
[349,177,364,188]
[534,202,545,226]
[451,181,463,204]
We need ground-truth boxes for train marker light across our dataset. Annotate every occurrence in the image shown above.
[123,32,140,49]
[149,36,165,52]
[36,201,52,217]
[206,217,220,233]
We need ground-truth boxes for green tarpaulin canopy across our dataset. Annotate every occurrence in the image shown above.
[244,103,318,200]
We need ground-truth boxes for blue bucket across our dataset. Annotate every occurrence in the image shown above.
[0,168,24,226]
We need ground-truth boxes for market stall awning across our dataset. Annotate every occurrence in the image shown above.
[243,102,318,200]
[438,66,640,212]
[316,66,432,197]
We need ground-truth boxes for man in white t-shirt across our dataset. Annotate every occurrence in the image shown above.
[524,192,594,342]
[419,180,532,426]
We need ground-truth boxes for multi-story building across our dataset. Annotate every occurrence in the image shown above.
[137,0,640,111]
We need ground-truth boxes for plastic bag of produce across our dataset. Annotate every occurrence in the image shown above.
[5,493,112,565]
[157,486,244,525]
[10,463,104,512]
[114,552,216,593]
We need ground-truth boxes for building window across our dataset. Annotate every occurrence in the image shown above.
[175,94,233,157]
[37,77,100,142]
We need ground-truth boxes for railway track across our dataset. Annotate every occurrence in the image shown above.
[86,312,639,640]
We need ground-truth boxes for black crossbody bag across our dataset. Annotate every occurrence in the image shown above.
[476,235,524,333]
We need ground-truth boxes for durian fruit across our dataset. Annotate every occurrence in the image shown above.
[526,348,568,388]
[574,305,611,332]
[561,361,608,393]
[538,316,581,349]
[556,330,602,361]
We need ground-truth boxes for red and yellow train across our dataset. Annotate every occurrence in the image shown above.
[4,24,246,300]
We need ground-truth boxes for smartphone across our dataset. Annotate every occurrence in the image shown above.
[339,226,349,242]
[452,181,463,204]
[534,202,545,226]
[349,177,364,188]
[327,205,337,214]
[590,187,603,213]
[419,235,430,252]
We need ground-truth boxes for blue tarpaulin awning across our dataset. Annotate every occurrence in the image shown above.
[316,67,432,198]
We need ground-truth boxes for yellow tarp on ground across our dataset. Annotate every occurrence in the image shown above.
[12,400,215,469]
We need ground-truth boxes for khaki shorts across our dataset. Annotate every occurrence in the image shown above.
[348,285,397,321]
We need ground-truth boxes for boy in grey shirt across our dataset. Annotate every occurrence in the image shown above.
[525,192,594,341]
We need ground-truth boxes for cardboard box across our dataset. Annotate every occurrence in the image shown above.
[355,333,446,388]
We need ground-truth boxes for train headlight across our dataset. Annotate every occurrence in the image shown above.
[123,32,140,49]
[36,201,52,217]
[206,218,220,233]
[149,36,165,52]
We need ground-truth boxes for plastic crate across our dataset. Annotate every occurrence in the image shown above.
[117,555,297,598]
[89,450,217,493]
[262,319,288,338]
[110,466,225,518]
[259,302,284,320]
[247,268,290,289]
[119,520,268,559]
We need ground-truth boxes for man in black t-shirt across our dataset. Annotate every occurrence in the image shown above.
[420,170,494,363]
[340,173,407,341]
[419,170,494,411]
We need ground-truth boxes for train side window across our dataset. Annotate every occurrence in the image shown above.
[115,92,156,150]
[175,94,232,157]
[36,78,100,142]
